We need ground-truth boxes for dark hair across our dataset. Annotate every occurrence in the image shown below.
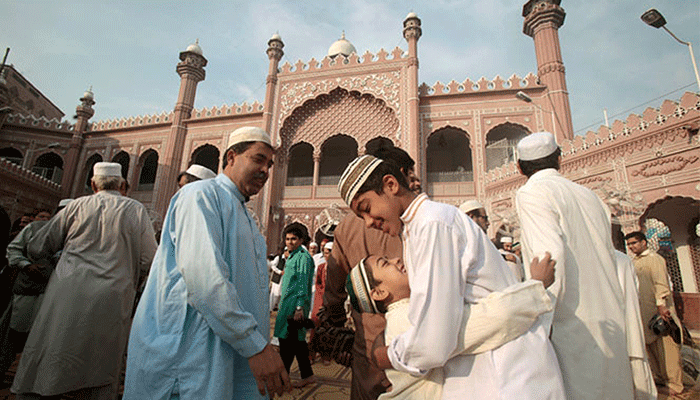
[283,222,309,242]
[369,146,415,176]
[221,141,273,169]
[177,172,200,184]
[624,231,647,243]
[356,161,410,199]
[363,259,388,313]
[33,209,51,216]
[518,147,561,177]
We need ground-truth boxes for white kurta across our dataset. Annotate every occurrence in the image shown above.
[388,194,565,400]
[12,190,157,396]
[381,280,554,400]
[614,250,657,400]
[516,169,634,400]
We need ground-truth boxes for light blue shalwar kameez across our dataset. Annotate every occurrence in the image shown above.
[124,174,270,399]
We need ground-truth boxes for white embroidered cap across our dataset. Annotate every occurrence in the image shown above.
[337,155,383,206]
[459,199,484,214]
[227,126,272,148]
[500,236,513,244]
[186,164,216,180]
[324,241,334,251]
[516,131,559,161]
[93,162,122,177]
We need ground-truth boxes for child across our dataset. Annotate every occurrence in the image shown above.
[338,155,565,399]
[348,254,559,399]
[274,223,316,388]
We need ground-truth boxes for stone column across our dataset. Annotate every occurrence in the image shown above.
[403,12,422,169]
[262,34,285,248]
[311,150,321,199]
[154,42,207,217]
[522,0,574,141]
[62,89,94,197]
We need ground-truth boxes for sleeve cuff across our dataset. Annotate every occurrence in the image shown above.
[387,337,428,377]
[232,330,269,359]
[17,260,32,269]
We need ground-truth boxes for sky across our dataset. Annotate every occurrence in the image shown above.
[2,0,698,136]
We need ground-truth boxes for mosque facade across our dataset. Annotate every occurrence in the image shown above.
[1,1,699,326]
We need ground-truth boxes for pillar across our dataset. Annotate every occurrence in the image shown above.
[262,34,285,249]
[311,150,320,198]
[154,41,207,217]
[403,12,422,169]
[522,0,574,141]
[62,88,94,197]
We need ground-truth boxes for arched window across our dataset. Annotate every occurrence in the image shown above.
[365,137,393,155]
[111,151,130,179]
[84,153,103,193]
[0,147,23,165]
[319,135,358,185]
[191,144,220,174]
[286,142,314,186]
[485,123,529,171]
[32,152,64,183]
[138,150,159,191]
[426,128,472,183]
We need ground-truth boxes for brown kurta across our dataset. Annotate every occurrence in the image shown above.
[323,213,402,400]
[632,249,683,393]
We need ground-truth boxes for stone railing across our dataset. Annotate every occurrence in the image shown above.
[89,111,174,131]
[189,101,264,120]
[419,72,544,97]
[0,157,61,191]
[4,113,74,133]
[278,47,406,76]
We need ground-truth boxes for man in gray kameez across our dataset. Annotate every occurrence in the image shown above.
[11,162,157,400]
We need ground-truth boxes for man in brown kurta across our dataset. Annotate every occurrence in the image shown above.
[323,213,402,399]
[625,231,684,396]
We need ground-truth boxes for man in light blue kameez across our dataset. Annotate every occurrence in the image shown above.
[124,127,290,399]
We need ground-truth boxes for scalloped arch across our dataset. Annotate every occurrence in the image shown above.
[279,87,399,156]
[426,125,472,146]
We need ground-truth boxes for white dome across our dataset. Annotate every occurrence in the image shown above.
[406,11,418,19]
[83,87,94,100]
[270,33,282,42]
[327,32,356,57]
[186,40,203,56]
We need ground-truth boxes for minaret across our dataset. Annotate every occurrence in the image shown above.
[63,88,94,196]
[261,33,284,249]
[522,0,574,141]
[403,12,422,169]
[154,40,207,217]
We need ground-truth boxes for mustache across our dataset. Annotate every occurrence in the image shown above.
[253,172,267,180]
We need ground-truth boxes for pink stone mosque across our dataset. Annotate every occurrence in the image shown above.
[1,1,699,327]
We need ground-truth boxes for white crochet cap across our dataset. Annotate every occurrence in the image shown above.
[227,126,272,147]
[324,241,334,250]
[517,131,559,161]
[500,236,513,244]
[93,162,122,177]
[186,164,216,180]
[459,199,484,214]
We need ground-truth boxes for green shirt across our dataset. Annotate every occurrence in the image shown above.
[274,246,314,340]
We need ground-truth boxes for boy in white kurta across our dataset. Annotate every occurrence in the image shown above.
[337,155,565,399]
[346,255,557,400]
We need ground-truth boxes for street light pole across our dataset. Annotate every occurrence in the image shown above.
[515,91,557,136]
[641,8,700,92]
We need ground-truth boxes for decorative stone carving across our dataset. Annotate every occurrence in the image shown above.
[631,155,699,178]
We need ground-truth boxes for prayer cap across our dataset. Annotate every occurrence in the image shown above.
[309,242,319,249]
[227,126,272,148]
[501,236,513,244]
[186,164,216,180]
[93,162,122,177]
[58,199,74,208]
[516,131,559,161]
[324,241,334,250]
[346,258,379,314]
[337,155,383,206]
[459,199,484,214]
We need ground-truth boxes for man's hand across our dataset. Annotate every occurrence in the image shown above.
[248,344,291,398]
[293,308,304,321]
[657,305,672,321]
[529,252,556,288]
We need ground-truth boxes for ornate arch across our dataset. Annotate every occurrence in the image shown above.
[279,87,399,159]
[426,125,472,147]
[277,71,402,131]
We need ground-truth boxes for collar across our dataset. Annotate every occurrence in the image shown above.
[528,168,561,182]
[288,246,305,257]
[640,249,651,257]
[216,174,246,203]
[386,297,410,313]
[400,193,429,225]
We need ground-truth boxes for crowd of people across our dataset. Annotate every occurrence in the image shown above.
[0,126,690,399]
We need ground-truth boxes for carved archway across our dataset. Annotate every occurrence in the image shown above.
[286,142,314,186]
[83,153,103,193]
[111,151,130,179]
[191,144,220,174]
[0,147,23,165]
[485,122,530,171]
[426,127,473,183]
[279,87,399,158]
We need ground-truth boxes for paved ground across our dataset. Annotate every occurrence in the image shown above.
[2,320,699,399]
